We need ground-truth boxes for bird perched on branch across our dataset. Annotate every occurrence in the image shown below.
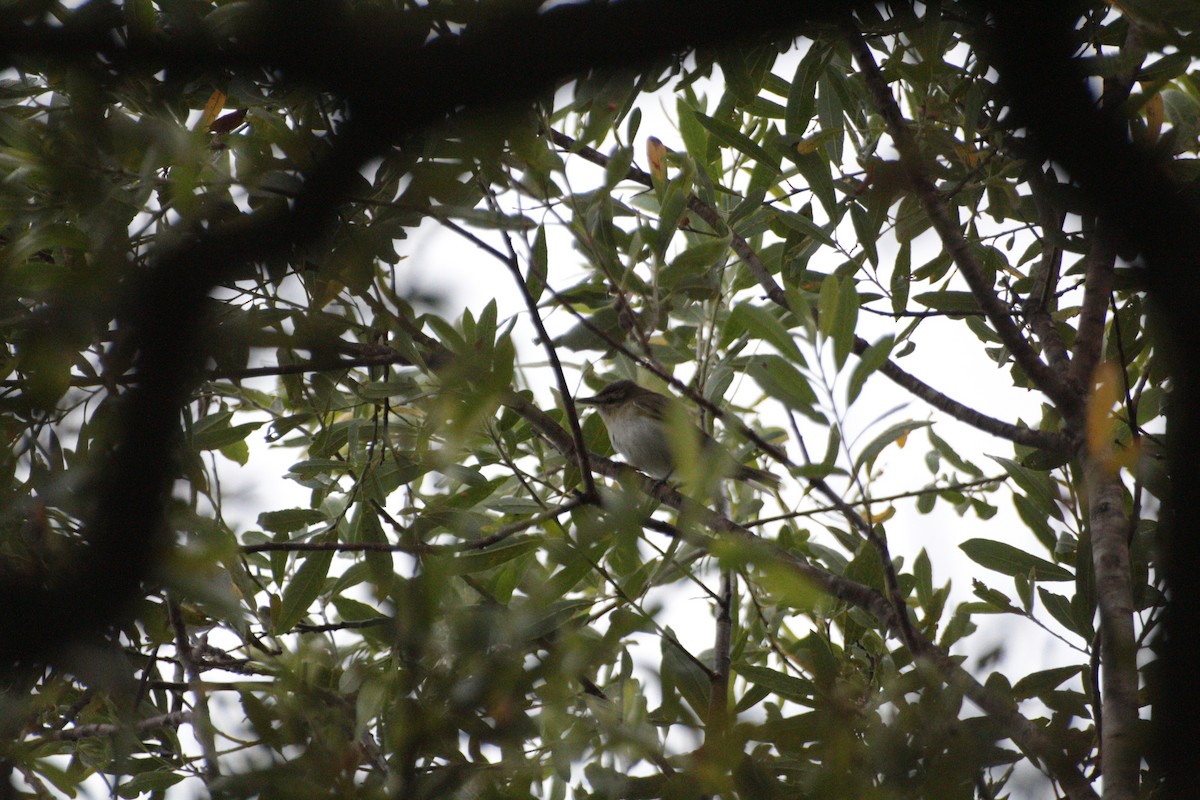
[576,380,780,490]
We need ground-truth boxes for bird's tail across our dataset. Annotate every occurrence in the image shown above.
[736,464,781,490]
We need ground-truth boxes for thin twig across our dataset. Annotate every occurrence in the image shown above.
[844,25,1081,420]
[1069,232,1116,389]
[750,475,1005,526]
[243,540,428,555]
[354,262,1096,799]
[437,215,597,500]
[33,711,193,742]
[1022,164,1072,373]
[707,569,734,746]
[294,618,392,633]
[547,126,1070,455]
[168,598,220,782]
[786,412,921,651]
[245,496,586,556]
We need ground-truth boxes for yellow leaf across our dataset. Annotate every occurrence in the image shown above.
[794,129,840,155]
[955,142,981,168]
[1113,437,1142,473]
[759,560,822,610]
[1086,361,1122,475]
[197,89,227,132]
[313,277,344,309]
[865,506,895,524]
[647,136,667,189]
[896,431,909,448]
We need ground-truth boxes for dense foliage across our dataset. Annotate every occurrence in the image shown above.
[2,2,1198,798]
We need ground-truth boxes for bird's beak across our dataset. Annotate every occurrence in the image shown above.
[576,393,599,406]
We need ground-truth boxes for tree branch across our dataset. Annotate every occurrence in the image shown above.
[844,25,1082,420]
[1023,164,1072,374]
[707,570,734,747]
[244,497,586,559]
[32,711,192,743]
[975,4,1200,792]
[548,127,1070,455]
[751,475,1005,525]
[1085,462,1139,797]
[0,0,869,669]
[876,358,1069,451]
[507,380,1097,799]
[168,598,220,782]
[437,213,597,500]
[1070,234,1117,390]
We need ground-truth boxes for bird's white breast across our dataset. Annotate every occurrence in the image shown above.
[600,405,674,478]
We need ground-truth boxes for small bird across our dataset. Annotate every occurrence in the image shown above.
[576,380,780,489]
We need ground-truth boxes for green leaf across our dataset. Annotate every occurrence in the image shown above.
[527,225,548,304]
[654,183,689,261]
[691,109,779,169]
[941,608,976,647]
[847,335,894,403]
[1136,50,1192,83]
[817,272,839,337]
[771,207,836,249]
[816,72,846,162]
[792,632,839,690]
[116,771,184,798]
[972,579,1019,613]
[668,236,730,278]
[845,541,886,592]
[748,712,823,750]
[332,596,382,622]
[351,503,394,594]
[438,206,536,230]
[794,150,837,217]
[785,42,829,136]
[436,537,542,575]
[832,276,859,369]
[897,194,931,244]
[604,145,634,188]
[1164,88,1200,146]
[854,420,930,475]
[677,96,711,167]
[960,539,1073,582]
[717,44,776,105]
[124,0,156,36]
[732,682,771,714]
[912,290,982,315]
[1012,665,1082,701]
[891,239,911,314]
[275,545,334,633]
[1014,493,1058,552]
[928,427,983,477]
[193,418,266,451]
[661,632,710,718]
[258,508,328,534]
[287,458,357,477]
[726,302,804,362]
[790,427,840,480]
[1037,588,1082,636]
[734,663,814,705]
[913,548,933,605]
[850,203,879,267]
[993,456,1064,521]
[739,354,818,414]
[219,438,251,466]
